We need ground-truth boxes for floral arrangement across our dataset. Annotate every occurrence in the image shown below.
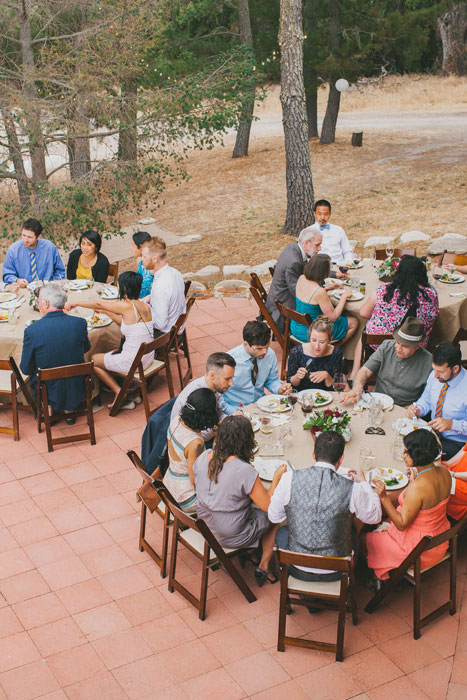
[303,408,351,440]
[377,256,400,280]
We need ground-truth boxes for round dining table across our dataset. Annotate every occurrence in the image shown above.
[330,259,467,359]
[0,283,121,365]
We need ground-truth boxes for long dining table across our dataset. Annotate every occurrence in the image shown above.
[332,259,467,359]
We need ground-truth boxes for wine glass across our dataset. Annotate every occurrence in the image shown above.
[432,263,443,288]
[286,392,298,416]
[333,372,346,395]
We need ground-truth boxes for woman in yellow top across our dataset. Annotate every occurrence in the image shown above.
[66,230,110,283]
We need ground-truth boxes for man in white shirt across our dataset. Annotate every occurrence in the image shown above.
[311,199,353,266]
[269,431,381,582]
[141,236,186,337]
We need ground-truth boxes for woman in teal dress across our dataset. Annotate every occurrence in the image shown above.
[130,231,154,298]
[291,253,358,344]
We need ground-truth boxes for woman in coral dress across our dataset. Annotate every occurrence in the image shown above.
[442,442,467,521]
[367,429,451,581]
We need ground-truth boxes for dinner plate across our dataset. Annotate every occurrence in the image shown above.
[331,289,364,301]
[0,293,16,303]
[296,389,333,407]
[344,261,363,269]
[439,273,465,284]
[256,395,291,413]
[86,313,112,329]
[343,279,363,287]
[361,392,394,411]
[69,280,89,290]
[392,417,432,436]
[253,457,288,481]
[0,315,8,323]
[367,467,408,490]
[324,278,343,287]
[102,286,118,299]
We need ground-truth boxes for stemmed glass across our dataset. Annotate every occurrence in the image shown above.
[333,372,346,395]
[286,393,298,416]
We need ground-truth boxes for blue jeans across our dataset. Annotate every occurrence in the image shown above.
[275,526,342,582]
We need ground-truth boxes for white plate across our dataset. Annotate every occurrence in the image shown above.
[439,274,465,284]
[367,467,408,490]
[0,316,8,323]
[256,395,291,413]
[25,318,39,327]
[253,457,287,481]
[344,261,364,269]
[69,280,89,290]
[361,392,394,411]
[392,417,432,436]
[344,279,363,287]
[0,293,16,303]
[331,289,364,301]
[86,313,112,329]
[297,389,333,407]
[324,278,343,287]
[337,466,353,480]
[102,286,118,299]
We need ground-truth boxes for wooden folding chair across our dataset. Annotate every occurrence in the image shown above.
[9,356,36,419]
[365,510,467,639]
[440,252,467,268]
[453,326,467,368]
[375,248,417,260]
[37,362,96,452]
[249,272,268,305]
[108,330,175,419]
[269,265,276,279]
[0,359,20,440]
[275,301,311,380]
[107,262,119,286]
[158,483,257,620]
[360,331,393,366]
[170,297,195,390]
[184,280,191,297]
[127,450,172,578]
[277,548,357,662]
[249,286,285,365]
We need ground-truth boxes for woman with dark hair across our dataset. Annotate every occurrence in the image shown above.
[288,316,343,391]
[291,254,358,344]
[65,271,153,409]
[67,230,110,282]
[193,415,286,586]
[366,429,451,583]
[131,231,154,298]
[163,388,219,513]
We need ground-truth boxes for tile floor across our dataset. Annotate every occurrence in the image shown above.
[0,295,466,699]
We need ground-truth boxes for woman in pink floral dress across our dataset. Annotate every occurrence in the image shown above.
[350,256,438,377]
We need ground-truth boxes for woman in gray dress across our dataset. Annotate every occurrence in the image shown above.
[193,415,286,586]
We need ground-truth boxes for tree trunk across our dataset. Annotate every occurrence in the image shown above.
[303,0,318,138]
[67,102,91,180]
[279,0,315,235]
[0,104,31,208]
[17,0,48,189]
[118,81,138,162]
[438,3,467,75]
[320,0,341,145]
[232,0,255,158]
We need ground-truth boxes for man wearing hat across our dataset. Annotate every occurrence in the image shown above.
[340,317,432,407]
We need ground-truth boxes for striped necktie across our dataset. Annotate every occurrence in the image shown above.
[30,250,38,281]
[250,357,259,386]
[435,382,449,418]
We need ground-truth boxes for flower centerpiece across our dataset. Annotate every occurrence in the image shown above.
[377,256,400,282]
[303,408,352,441]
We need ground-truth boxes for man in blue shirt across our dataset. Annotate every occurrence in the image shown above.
[2,218,65,286]
[221,320,292,414]
[407,342,467,459]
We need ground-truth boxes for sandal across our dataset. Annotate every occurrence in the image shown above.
[254,567,279,587]
[238,550,261,569]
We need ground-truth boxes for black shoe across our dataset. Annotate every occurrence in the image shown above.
[65,415,76,425]
[254,567,279,587]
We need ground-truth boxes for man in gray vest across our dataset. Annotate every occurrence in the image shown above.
[268,431,381,582]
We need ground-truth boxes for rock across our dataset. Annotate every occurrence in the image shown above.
[363,236,395,248]
[223,264,250,276]
[180,234,202,243]
[249,259,278,275]
[428,234,467,255]
[399,231,431,244]
[191,265,220,277]
[182,272,196,279]
[138,217,157,225]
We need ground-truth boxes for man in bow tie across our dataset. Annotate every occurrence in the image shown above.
[311,200,353,266]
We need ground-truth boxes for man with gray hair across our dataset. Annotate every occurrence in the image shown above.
[265,227,347,333]
[20,283,90,420]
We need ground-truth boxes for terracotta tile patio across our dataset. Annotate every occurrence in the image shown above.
[0,295,466,699]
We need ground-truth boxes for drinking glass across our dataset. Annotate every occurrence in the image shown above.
[7,307,18,331]
[333,372,346,395]
[279,425,293,448]
[301,393,314,415]
[286,393,298,416]
[259,416,273,434]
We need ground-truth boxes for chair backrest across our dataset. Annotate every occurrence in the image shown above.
[172,297,195,335]
[107,262,119,285]
[375,248,417,260]
[269,265,276,279]
[440,251,467,267]
[277,548,352,575]
[249,286,284,347]
[7,356,36,418]
[127,449,155,484]
[420,508,467,553]
[453,327,467,344]
[0,359,15,397]
[126,329,173,378]
[184,280,192,297]
[361,331,393,365]
[249,272,268,304]
[275,300,311,378]
[37,361,94,382]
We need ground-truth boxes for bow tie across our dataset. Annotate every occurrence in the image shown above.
[319,224,330,230]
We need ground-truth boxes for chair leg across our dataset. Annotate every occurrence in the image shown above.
[277,576,287,652]
[199,546,210,621]
[450,537,457,615]
[336,609,346,662]
[413,566,421,640]
[160,509,171,579]
[41,385,54,452]
[168,520,179,593]
[85,378,96,445]
[11,377,19,441]
[139,502,147,553]
[181,331,192,385]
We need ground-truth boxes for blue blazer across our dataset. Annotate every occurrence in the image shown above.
[20,310,91,411]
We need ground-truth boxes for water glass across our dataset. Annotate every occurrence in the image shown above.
[7,308,18,329]
[259,416,273,435]
[360,447,375,471]
[279,425,293,448]
[391,435,404,461]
